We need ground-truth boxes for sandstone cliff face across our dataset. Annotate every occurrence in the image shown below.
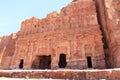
[0,0,119,69]
[0,34,16,69]
[9,0,105,69]
[19,0,98,35]
[95,0,120,68]
[104,0,120,68]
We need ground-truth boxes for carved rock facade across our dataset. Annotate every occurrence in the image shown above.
[0,0,119,69]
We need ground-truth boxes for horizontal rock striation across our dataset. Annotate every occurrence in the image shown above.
[0,0,119,70]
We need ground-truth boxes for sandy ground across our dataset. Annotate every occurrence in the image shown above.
[0,77,64,80]
[0,77,106,80]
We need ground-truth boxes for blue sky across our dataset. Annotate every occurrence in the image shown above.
[0,0,72,36]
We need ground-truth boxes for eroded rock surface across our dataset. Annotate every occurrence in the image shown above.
[10,0,105,69]
[0,0,119,69]
[95,0,120,68]
[0,69,120,80]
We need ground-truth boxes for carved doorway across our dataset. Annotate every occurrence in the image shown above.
[58,54,67,68]
[39,55,51,69]
[19,59,24,69]
[32,55,51,69]
[87,56,92,68]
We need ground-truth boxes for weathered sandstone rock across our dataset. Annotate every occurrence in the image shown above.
[0,0,120,70]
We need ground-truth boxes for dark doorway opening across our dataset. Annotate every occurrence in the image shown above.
[39,55,51,69]
[58,54,67,68]
[19,59,24,69]
[87,56,92,68]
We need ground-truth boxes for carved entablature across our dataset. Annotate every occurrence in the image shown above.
[18,0,98,36]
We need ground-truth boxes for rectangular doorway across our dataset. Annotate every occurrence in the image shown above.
[19,59,24,69]
[39,55,51,69]
[87,56,92,68]
[58,54,67,68]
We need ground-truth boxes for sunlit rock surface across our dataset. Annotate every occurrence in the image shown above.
[0,0,119,75]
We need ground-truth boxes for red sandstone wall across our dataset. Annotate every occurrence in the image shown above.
[0,34,16,69]
[96,0,120,68]
[0,0,109,69]
[0,0,119,70]
[0,69,120,79]
[104,0,120,68]
[19,0,98,35]
[9,0,105,69]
